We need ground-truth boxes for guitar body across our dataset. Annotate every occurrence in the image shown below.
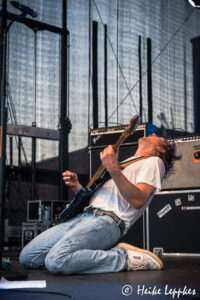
[58,188,91,222]
[58,170,111,222]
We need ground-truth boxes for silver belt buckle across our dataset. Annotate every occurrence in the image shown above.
[97,209,104,216]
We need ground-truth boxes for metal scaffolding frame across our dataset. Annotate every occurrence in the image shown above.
[0,0,70,269]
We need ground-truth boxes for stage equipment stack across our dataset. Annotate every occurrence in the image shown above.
[22,200,67,248]
[146,135,200,257]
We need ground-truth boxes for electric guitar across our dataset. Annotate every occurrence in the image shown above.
[58,114,140,222]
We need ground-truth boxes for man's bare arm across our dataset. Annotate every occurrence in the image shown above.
[100,145,156,209]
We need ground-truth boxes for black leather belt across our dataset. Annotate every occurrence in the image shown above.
[85,206,126,235]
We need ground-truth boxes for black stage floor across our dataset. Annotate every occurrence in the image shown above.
[1,253,200,300]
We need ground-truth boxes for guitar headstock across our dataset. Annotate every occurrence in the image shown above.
[124,114,140,137]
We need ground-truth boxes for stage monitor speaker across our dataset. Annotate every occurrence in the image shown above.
[162,135,200,190]
[147,190,200,254]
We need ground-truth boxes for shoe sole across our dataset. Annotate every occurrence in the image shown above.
[117,242,163,269]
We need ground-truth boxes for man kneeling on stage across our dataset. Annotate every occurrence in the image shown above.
[20,133,177,274]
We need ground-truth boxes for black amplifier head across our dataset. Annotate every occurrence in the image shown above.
[89,123,157,149]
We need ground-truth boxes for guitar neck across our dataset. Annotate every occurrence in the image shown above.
[112,134,127,152]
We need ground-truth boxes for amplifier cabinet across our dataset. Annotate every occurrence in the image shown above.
[146,190,200,255]
[162,135,200,190]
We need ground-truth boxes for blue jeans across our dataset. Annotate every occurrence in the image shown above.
[19,212,127,274]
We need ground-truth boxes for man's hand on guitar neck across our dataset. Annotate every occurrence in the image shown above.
[100,145,119,173]
[62,170,82,194]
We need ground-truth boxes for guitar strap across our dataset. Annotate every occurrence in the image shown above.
[120,155,151,169]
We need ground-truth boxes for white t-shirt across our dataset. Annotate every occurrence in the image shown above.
[89,156,165,234]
